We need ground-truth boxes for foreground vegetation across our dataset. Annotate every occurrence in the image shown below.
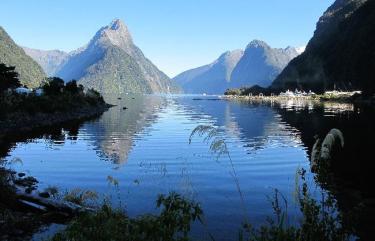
[45,168,352,241]
[47,126,355,241]
[52,192,203,241]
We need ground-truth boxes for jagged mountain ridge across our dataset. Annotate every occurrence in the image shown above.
[230,40,299,88]
[174,40,300,94]
[174,50,244,94]
[0,27,46,88]
[53,19,179,95]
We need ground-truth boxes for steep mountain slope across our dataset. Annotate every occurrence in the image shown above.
[56,19,179,94]
[174,50,244,94]
[79,46,151,94]
[230,40,299,88]
[0,27,46,88]
[23,47,69,76]
[173,65,211,88]
[272,0,374,94]
[174,40,299,94]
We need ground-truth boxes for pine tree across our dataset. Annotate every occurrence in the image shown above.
[0,63,21,92]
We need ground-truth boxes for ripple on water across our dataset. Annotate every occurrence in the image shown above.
[7,95,321,240]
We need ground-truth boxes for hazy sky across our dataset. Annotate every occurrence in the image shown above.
[0,0,334,77]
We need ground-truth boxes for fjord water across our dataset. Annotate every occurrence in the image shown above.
[3,95,374,240]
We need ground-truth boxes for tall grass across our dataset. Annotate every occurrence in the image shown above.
[52,192,203,241]
[190,125,354,241]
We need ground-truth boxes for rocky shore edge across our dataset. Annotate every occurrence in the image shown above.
[0,104,114,240]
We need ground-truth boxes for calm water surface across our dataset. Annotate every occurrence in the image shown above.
[3,95,374,240]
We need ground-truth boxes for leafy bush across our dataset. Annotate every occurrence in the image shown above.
[52,192,203,241]
[64,80,83,95]
[42,77,65,96]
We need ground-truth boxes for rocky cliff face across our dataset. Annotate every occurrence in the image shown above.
[56,19,180,94]
[0,27,46,88]
[272,0,374,94]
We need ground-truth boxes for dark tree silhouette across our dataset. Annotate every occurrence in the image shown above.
[65,80,84,95]
[42,77,65,96]
[0,63,21,92]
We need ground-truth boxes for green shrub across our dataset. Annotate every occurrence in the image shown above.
[52,192,203,241]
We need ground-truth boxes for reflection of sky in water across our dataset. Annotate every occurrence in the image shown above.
[7,95,318,240]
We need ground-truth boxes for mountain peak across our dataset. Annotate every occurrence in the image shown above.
[104,19,131,38]
[91,19,134,51]
[55,18,179,95]
[246,39,270,49]
[109,18,126,31]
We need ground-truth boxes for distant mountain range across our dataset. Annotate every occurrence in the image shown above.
[174,40,301,94]
[23,19,180,95]
[271,0,374,94]
[173,49,244,94]
[0,27,46,88]
[4,0,374,96]
[23,47,69,77]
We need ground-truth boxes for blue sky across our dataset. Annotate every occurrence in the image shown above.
[0,0,334,77]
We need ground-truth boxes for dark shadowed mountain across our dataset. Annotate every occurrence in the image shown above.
[271,0,374,94]
[0,27,46,88]
[55,19,180,95]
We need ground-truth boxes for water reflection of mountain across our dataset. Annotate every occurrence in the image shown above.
[175,97,302,152]
[0,119,89,159]
[81,95,167,164]
[273,100,375,240]
[176,97,375,239]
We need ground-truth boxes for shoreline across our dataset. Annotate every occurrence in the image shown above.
[0,103,113,240]
[0,104,114,138]
[220,94,375,105]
